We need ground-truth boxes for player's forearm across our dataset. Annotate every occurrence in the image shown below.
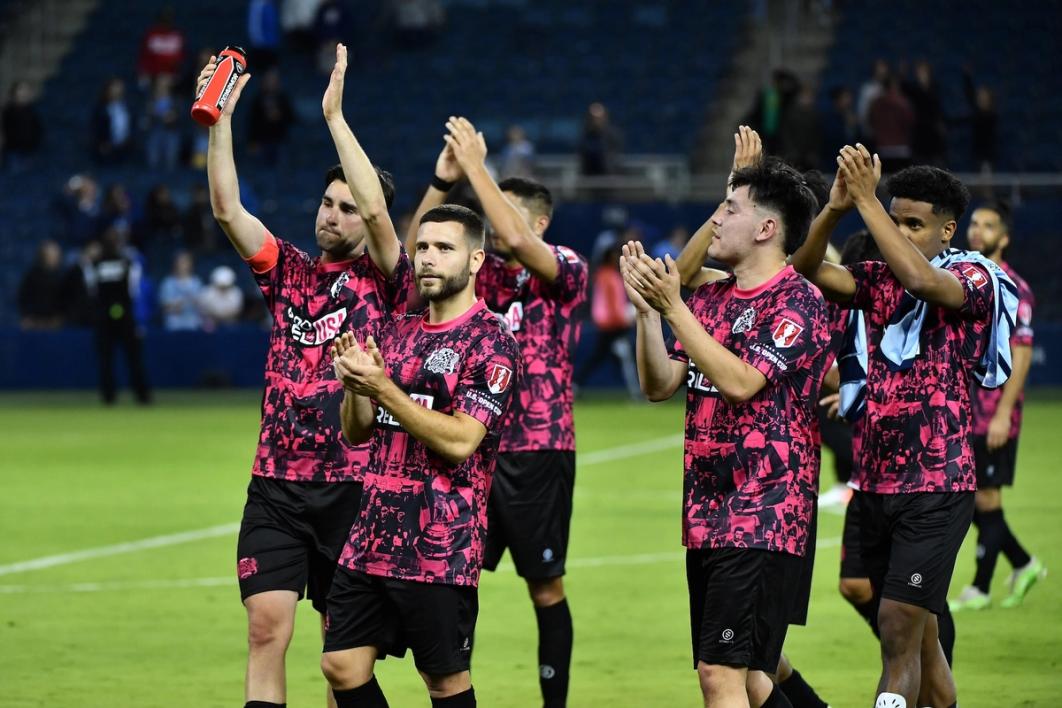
[666,305,765,404]
[326,115,400,275]
[996,343,1032,414]
[207,119,243,223]
[675,219,715,287]
[340,389,376,444]
[634,311,679,401]
[376,380,484,464]
[791,207,856,302]
[406,185,449,256]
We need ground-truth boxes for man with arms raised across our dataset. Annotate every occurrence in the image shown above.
[323,205,520,708]
[201,44,408,708]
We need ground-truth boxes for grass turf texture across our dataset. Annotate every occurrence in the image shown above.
[1,390,1059,707]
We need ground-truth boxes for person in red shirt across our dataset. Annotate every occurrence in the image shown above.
[137,6,186,86]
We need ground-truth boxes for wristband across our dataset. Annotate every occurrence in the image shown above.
[431,175,455,192]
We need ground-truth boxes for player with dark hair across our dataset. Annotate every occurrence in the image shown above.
[950,201,1044,611]
[791,151,1017,708]
[624,159,830,708]
[323,204,520,708]
[406,117,587,707]
[201,44,409,708]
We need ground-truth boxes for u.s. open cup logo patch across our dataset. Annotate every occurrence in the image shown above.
[961,265,988,289]
[771,318,803,348]
[486,364,513,394]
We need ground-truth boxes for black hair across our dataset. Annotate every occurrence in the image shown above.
[729,160,818,255]
[839,229,883,265]
[974,200,1012,234]
[885,166,969,222]
[801,169,831,213]
[323,164,396,209]
[498,176,553,218]
[419,204,485,249]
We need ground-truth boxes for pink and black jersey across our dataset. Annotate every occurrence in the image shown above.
[845,260,994,494]
[972,262,1034,439]
[475,245,587,452]
[339,300,521,586]
[669,266,832,557]
[252,235,412,483]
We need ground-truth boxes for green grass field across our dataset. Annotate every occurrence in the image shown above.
[1,391,1060,707]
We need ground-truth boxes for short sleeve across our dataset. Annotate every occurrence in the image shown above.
[845,260,892,312]
[946,262,994,323]
[743,292,827,382]
[454,333,521,430]
[1013,285,1034,346]
[545,245,589,304]
[354,250,414,316]
[254,236,309,310]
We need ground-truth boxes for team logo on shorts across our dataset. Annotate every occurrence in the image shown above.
[237,557,259,580]
[425,347,460,375]
[771,317,803,348]
[908,572,923,588]
[733,307,756,334]
[540,664,556,679]
[961,265,988,289]
[720,628,735,643]
[486,363,513,394]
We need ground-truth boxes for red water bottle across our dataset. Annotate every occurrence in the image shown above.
[190,46,247,126]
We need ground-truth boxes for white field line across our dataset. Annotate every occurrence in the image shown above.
[0,537,841,594]
[0,435,684,579]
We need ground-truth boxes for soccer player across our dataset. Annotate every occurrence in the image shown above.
[950,201,1044,611]
[623,160,829,708]
[406,117,588,707]
[323,204,520,708]
[201,44,408,708]
[790,148,1017,708]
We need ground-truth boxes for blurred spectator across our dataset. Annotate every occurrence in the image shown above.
[744,68,800,154]
[178,47,214,101]
[651,225,690,261]
[159,251,204,331]
[389,0,445,49]
[137,6,186,87]
[903,60,947,166]
[778,86,821,171]
[498,124,535,179]
[139,184,183,248]
[17,240,66,330]
[84,227,152,404]
[189,123,210,170]
[199,266,244,328]
[282,0,325,52]
[62,241,100,327]
[575,243,640,399]
[183,183,222,252]
[963,68,998,173]
[821,86,859,167]
[579,102,623,176]
[2,81,43,173]
[248,0,282,71]
[98,183,134,240]
[248,68,296,165]
[92,78,133,165]
[144,76,181,171]
[857,58,890,138]
[314,0,355,73]
[868,76,914,173]
[57,174,101,247]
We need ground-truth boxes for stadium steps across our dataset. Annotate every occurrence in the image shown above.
[0,0,99,101]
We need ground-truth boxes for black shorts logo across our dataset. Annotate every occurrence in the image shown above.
[909,572,923,588]
[720,628,735,644]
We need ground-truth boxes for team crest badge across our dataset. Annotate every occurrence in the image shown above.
[961,265,988,289]
[486,363,513,394]
[771,318,804,348]
[425,347,460,375]
[330,271,350,299]
[733,307,756,333]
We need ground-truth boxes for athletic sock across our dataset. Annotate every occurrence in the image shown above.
[875,692,906,708]
[1000,520,1032,569]
[430,687,476,707]
[244,703,285,708]
[535,599,573,707]
[779,669,828,708]
[760,684,795,708]
[332,676,390,708]
[972,509,1005,594]
[937,605,956,667]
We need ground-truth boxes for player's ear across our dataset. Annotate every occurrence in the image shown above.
[469,247,485,276]
[941,219,957,244]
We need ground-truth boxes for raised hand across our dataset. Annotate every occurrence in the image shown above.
[620,242,653,315]
[196,54,250,120]
[732,125,763,172]
[827,167,854,212]
[819,392,841,420]
[623,241,682,316]
[836,143,881,207]
[444,116,488,172]
[434,142,464,184]
[322,43,347,121]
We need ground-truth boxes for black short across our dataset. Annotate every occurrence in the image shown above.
[973,435,1019,488]
[236,475,361,613]
[483,450,575,580]
[859,491,974,614]
[686,547,803,672]
[840,490,867,579]
[323,566,478,675]
[789,504,817,626]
